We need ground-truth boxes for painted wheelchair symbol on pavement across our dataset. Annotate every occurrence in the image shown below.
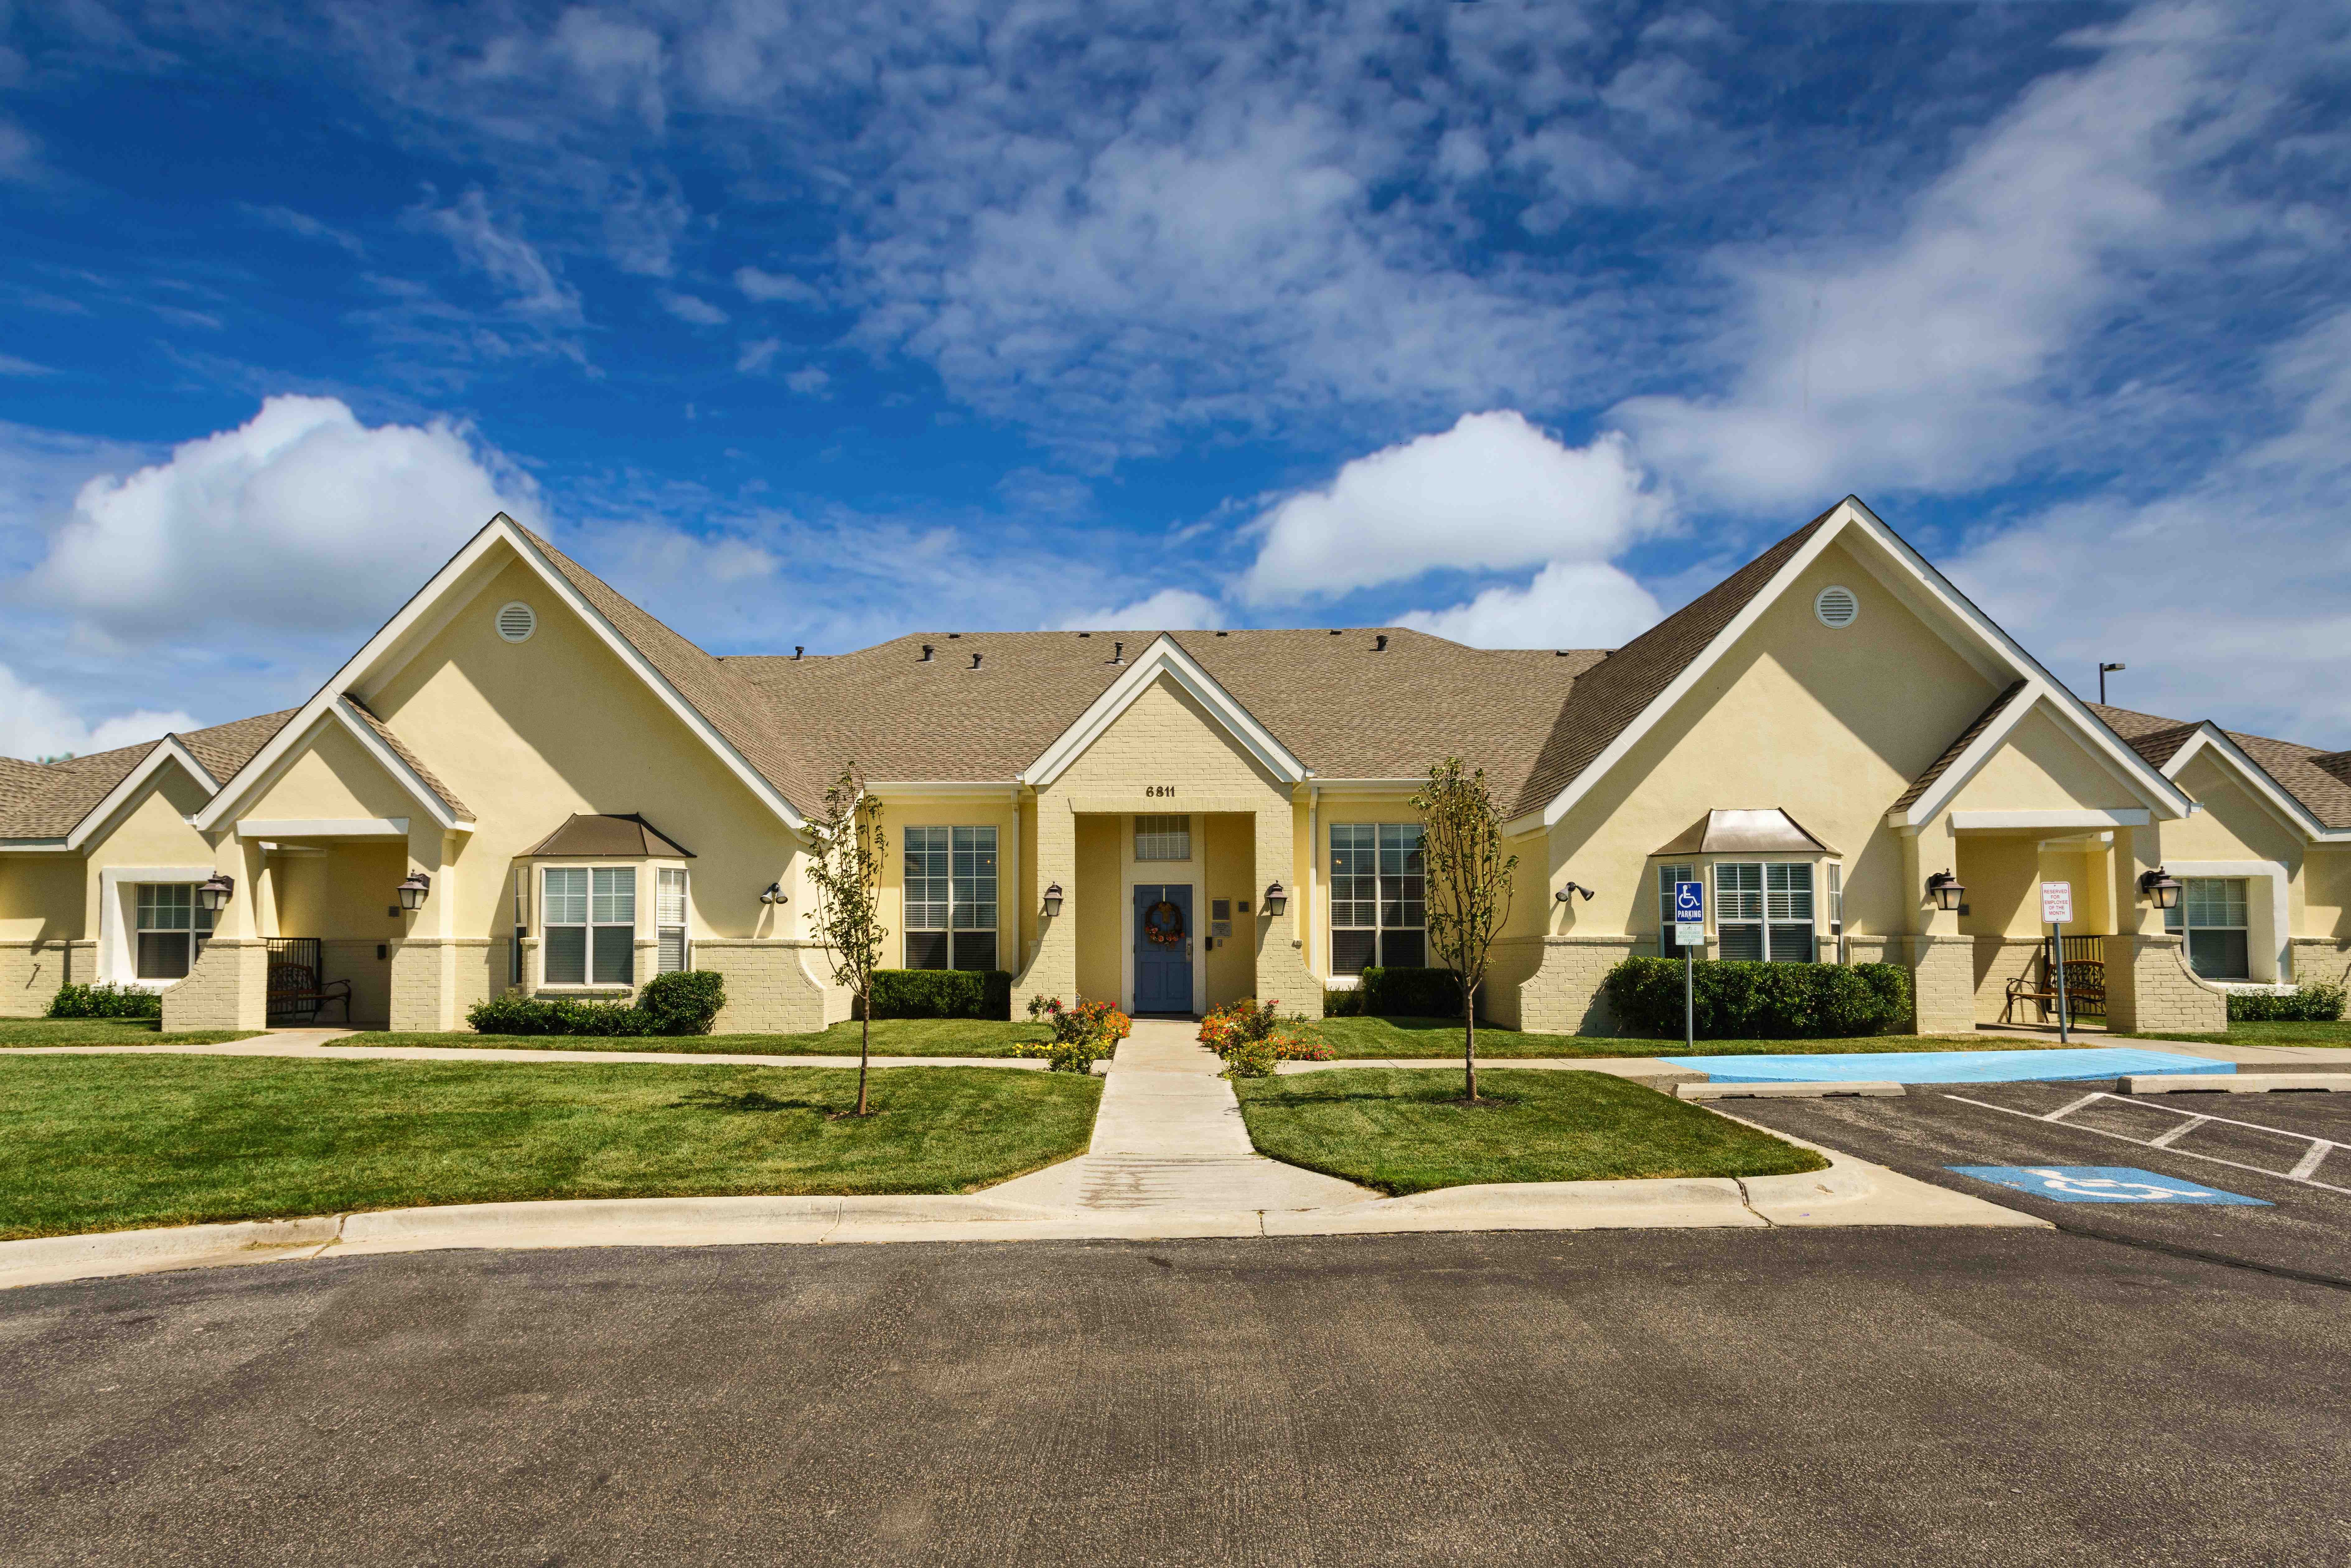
[1949,1165,2272,1205]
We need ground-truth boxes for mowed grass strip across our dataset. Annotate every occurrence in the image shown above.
[0,1018,259,1048]
[0,1056,1101,1240]
[2134,1020,2351,1047]
[336,1018,1053,1056]
[1314,1015,2068,1058]
[1232,1068,1827,1196]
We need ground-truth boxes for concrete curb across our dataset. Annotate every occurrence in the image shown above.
[2124,1072,2351,1094]
[1676,1081,1904,1101]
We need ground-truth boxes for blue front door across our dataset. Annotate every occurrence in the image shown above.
[1134,884,1193,1014]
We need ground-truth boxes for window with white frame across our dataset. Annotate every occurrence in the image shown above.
[657,868,690,973]
[1656,863,1697,958]
[510,867,528,987]
[1827,862,1844,963]
[1330,822,1425,974]
[541,866,636,986]
[903,826,998,971]
[2168,877,2249,980]
[134,883,213,980]
[1134,814,1190,862]
[1715,862,1815,963]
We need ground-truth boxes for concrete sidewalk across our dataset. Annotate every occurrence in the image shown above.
[4,1029,1051,1072]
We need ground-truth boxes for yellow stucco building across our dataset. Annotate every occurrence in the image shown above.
[6,499,2346,1037]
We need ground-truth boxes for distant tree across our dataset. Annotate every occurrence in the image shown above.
[1412,757,1519,1102]
[801,764,889,1116]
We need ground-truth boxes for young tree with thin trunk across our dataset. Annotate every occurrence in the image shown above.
[801,765,888,1116]
[1413,757,1518,1102]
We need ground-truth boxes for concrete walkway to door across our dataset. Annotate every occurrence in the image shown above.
[990,1018,1374,1212]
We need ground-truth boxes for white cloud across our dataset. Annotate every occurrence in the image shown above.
[1239,412,1665,605]
[734,266,824,307]
[784,366,830,396]
[1398,560,1661,650]
[1055,588,1224,631]
[735,338,781,373]
[240,203,365,255]
[549,9,666,130]
[0,664,196,761]
[27,395,536,638]
[661,290,729,325]
[409,189,580,321]
[0,354,50,376]
[1614,7,2246,508]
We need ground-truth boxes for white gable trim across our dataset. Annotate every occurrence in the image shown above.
[2160,726,2337,842]
[8,738,224,855]
[1020,635,1307,790]
[1889,690,2179,829]
[1525,498,2191,832]
[197,515,806,834]
[330,698,472,834]
[199,704,465,839]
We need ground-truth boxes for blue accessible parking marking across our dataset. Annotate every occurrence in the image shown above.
[1949,1166,2271,1205]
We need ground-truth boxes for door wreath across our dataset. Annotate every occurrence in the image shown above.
[1143,900,1187,946]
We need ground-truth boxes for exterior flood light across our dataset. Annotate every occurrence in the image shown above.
[2139,868,2183,910]
[1556,882,1596,903]
[1262,882,1286,917]
[396,871,432,912]
[759,881,788,905]
[196,873,236,914]
[1927,871,1966,912]
[1042,882,1064,918]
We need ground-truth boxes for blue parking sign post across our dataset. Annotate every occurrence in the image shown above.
[1673,880,1705,1050]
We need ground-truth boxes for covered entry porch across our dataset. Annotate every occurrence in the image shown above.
[1064,810,1271,1017]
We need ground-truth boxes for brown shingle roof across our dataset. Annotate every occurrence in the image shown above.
[2090,703,2351,831]
[1892,680,2029,812]
[523,812,695,858]
[0,709,294,840]
[342,696,475,822]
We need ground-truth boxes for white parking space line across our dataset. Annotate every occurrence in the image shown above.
[2147,1116,2209,1149]
[1944,1091,2351,1199]
[2289,1144,2333,1182]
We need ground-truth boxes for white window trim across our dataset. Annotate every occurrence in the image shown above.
[1712,860,1820,964]
[131,880,214,983]
[656,866,691,974]
[2164,861,2286,981]
[96,865,218,989]
[1327,821,1427,976]
[537,864,643,990]
[902,825,1002,973]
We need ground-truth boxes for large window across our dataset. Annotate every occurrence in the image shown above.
[1716,862,1815,963]
[543,866,636,986]
[904,826,998,971]
[657,868,690,974]
[1656,863,1697,958]
[1134,814,1190,862]
[1330,823,1425,974]
[510,867,527,987]
[2169,877,2249,979]
[134,883,213,980]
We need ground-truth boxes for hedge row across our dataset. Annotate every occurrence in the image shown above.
[1601,957,1913,1040]
[2227,982,2347,1023]
[1322,967,1464,1018]
[465,970,726,1037]
[860,968,1013,1020]
[49,982,163,1020]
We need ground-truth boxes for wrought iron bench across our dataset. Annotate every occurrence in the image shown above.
[2002,940,2105,1026]
[265,938,352,1026]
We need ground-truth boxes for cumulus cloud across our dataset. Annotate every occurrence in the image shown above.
[28,395,536,639]
[784,366,830,396]
[0,664,196,761]
[1239,412,1665,605]
[734,266,824,307]
[1055,588,1224,632]
[662,291,729,325]
[1399,560,1661,650]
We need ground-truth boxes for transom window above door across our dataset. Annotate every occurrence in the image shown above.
[1134,814,1190,862]
[905,826,998,971]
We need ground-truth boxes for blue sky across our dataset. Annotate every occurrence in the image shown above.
[2,0,2347,759]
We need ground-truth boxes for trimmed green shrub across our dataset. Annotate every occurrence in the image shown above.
[1601,957,1914,1040]
[465,993,648,1036]
[864,968,1013,1020]
[639,969,726,1035]
[1322,966,1464,1018]
[49,982,163,1020]
[2228,983,2346,1023]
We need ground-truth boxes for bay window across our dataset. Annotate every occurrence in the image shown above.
[542,866,637,986]
[1330,822,1424,974]
[657,867,690,974]
[1715,862,1815,962]
[904,826,998,971]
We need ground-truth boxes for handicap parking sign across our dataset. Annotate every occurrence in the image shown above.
[1948,1166,2270,1205]
[1674,880,1704,922]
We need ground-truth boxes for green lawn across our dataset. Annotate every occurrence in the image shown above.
[1233,1068,1828,1196]
[1314,1015,2064,1058]
[335,1018,1053,1056]
[0,1017,259,1048]
[0,1056,1101,1240]
[2131,1020,2351,1048]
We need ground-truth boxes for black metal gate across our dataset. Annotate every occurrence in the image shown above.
[265,937,326,1024]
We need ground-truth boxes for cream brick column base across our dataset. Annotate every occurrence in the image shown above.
[387,939,499,1031]
[164,938,268,1032]
[694,940,835,1034]
[1902,934,1974,1035]
[2289,939,2350,990]
[2104,934,2228,1035]
[1495,935,1639,1036]
[1251,808,1312,1014]
[1020,804,1079,1001]
[0,941,81,1018]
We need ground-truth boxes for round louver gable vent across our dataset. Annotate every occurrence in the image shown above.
[1813,585,1859,629]
[495,601,537,643]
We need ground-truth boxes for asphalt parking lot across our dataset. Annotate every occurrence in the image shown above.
[1731,1080,2351,1285]
[5,1220,2350,1567]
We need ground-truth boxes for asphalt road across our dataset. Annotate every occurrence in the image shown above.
[5,1224,2349,1567]
[1731,1082,2351,1286]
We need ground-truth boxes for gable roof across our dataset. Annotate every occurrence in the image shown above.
[0,710,294,844]
[341,696,475,823]
[2093,703,2351,833]
[1893,680,2029,813]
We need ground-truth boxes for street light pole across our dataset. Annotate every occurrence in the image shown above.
[2098,662,2126,704]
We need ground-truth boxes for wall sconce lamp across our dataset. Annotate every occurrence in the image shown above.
[1263,881,1287,917]
[1042,882,1064,918]
[758,881,788,906]
[1555,882,1596,903]
[2138,868,2183,910]
[1927,870,1966,912]
[196,873,236,914]
[396,871,432,912]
